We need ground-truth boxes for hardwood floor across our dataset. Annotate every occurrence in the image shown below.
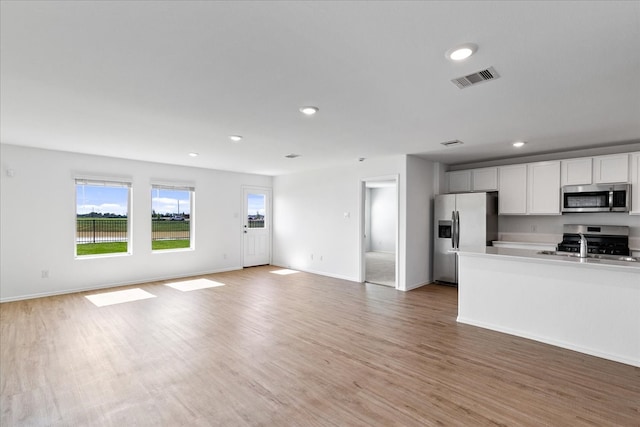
[1,266,638,426]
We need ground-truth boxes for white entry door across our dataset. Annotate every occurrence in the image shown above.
[243,188,271,267]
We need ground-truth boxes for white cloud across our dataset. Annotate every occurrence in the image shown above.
[152,197,190,214]
[77,203,127,215]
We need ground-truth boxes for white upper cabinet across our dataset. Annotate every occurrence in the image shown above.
[498,164,527,214]
[593,154,630,184]
[498,162,560,215]
[446,170,471,193]
[446,167,498,193]
[631,152,640,214]
[527,161,561,215]
[561,157,592,186]
[451,151,632,215]
[472,167,498,191]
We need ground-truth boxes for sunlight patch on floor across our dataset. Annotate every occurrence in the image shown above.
[85,288,156,307]
[270,269,299,275]
[165,278,225,292]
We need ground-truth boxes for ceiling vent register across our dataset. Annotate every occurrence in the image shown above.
[440,140,464,147]
[451,66,500,89]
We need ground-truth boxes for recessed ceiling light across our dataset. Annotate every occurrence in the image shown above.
[188,152,199,157]
[512,141,526,148]
[446,43,478,61]
[229,135,243,142]
[299,106,319,116]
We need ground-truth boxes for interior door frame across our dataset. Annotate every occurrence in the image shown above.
[358,174,399,289]
[242,186,272,267]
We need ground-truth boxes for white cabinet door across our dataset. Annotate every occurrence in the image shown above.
[593,154,629,183]
[631,152,640,214]
[528,161,561,215]
[561,157,592,186]
[447,170,471,193]
[472,167,498,191]
[498,164,527,214]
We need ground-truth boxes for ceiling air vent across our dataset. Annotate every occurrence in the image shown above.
[440,140,464,147]
[451,66,500,89]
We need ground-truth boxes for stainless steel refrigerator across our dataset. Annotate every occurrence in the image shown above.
[433,192,498,285]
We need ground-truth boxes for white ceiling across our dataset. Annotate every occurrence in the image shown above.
[1,1,639,176]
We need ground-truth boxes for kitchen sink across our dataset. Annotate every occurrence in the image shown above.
[536,250,638,262]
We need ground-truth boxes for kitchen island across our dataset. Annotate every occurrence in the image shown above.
[456,247,640,367]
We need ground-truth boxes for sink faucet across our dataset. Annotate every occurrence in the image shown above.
[579,233,588,258]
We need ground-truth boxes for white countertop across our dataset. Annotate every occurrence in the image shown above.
[455,246,640,272]
[492,241,557,249]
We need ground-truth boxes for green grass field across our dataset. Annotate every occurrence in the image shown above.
[152,240,191,250]
[77,239,190,256]
[77,242,128,256]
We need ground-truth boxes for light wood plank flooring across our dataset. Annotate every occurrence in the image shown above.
[1,266,639,426]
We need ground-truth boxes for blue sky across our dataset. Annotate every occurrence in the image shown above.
[76,185,129,215]
[77,186,262,217]
[77,185,191,216]
[247,193,265,216]
[152,188,191,215]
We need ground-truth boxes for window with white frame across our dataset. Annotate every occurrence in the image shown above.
[151,184,194,251]
[76,178,132,257]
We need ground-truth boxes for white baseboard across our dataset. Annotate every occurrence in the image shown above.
[270,263,359,283]
[457,316,640,368]
[0,266,243,303]
[404,280,432,291]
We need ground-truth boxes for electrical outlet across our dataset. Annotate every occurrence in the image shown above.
[531,225,537,232]
[41,270,49,279]
[320,255,323,261]
[310,254,314,260]
[223,253,227,259]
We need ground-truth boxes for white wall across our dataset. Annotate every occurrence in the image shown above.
[0,144,271,301]
[272,154,437,291]
[405,155,436,289]
[272,155,407,286]
[364,188,372,252]
[370,187,396,253]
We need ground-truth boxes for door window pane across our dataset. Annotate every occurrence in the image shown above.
[247,193,265,228]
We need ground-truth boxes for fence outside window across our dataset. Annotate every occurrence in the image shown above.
[76,219,128,243]
[248,218,265,228]
[76,219,191,243]
[152,219,190,241]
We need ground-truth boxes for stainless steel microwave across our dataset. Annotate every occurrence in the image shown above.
[561,184,631,213]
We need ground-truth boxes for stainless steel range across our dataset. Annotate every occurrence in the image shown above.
[557,225,630,256]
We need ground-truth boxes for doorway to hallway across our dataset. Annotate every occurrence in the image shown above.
[361,177,398,288]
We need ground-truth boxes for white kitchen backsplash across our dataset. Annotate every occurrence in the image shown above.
[498,212,640,250]
[499,214,639,235]
[497,232,562,244]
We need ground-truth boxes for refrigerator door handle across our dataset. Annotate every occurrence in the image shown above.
[455,211,460,249]
[451,210,456,249]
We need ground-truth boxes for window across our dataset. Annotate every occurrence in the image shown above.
[76,179,131,257]
[247,193,266,228]
[151,185,194,251]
